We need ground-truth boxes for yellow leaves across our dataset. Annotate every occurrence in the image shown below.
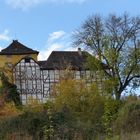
[53,79,88,111]
[24,97,44,113]
[102,78,118,95]
[53,79,105,122]
[0,101,19,119]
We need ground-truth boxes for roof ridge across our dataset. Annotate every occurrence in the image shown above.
[52,50,78,52]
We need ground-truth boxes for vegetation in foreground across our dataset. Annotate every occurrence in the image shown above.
[0,79,140,140]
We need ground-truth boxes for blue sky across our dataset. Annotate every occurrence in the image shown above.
[0,0,140,60]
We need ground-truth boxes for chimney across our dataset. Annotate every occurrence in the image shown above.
[78,48,82,55]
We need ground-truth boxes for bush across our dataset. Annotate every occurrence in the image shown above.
[0,107,49,140]
[52,79,105,139]
[0,73,21,106]
[102,99,122,137]
[114,95,140,134]
[0,94,19,120]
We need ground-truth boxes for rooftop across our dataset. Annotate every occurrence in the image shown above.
[38,50,90,70]
[0,40,39,55]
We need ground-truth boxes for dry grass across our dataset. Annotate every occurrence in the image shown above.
[107,133,140,140]
[6,133,32,140]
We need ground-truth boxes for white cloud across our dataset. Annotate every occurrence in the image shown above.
[0,46,3,51]
[38,43,64,60]
[48,31,66,42]
[6,0,44,10]
[38,30,76,60]
[0,29,10,41]
[6,0,86,10]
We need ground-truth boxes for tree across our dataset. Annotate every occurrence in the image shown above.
[73,13,140,99]
[0,72,21,106]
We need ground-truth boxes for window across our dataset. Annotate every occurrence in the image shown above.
[25,58,30,63]
[80,71,85,78]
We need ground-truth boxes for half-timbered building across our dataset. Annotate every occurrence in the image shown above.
[0,40,103,104]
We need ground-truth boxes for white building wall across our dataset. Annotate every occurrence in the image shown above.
[14,58,103,104]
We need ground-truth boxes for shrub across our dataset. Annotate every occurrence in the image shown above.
[0,73,21,106]
[114,95,140,134]
[102,99,122,137]
[0,94,19,120]
[52,79,105,139]
[0,107,49,139]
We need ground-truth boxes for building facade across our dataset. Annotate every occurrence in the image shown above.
[0,40,102,104]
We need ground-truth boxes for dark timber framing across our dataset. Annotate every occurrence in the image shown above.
[13,50,106,104]
[13,57,43,104]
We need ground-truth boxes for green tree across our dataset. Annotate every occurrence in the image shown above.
[0,72,21,106]
[73,13,140,100]
[102,99,121,137]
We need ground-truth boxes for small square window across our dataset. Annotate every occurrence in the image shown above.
[25,58,30,63]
